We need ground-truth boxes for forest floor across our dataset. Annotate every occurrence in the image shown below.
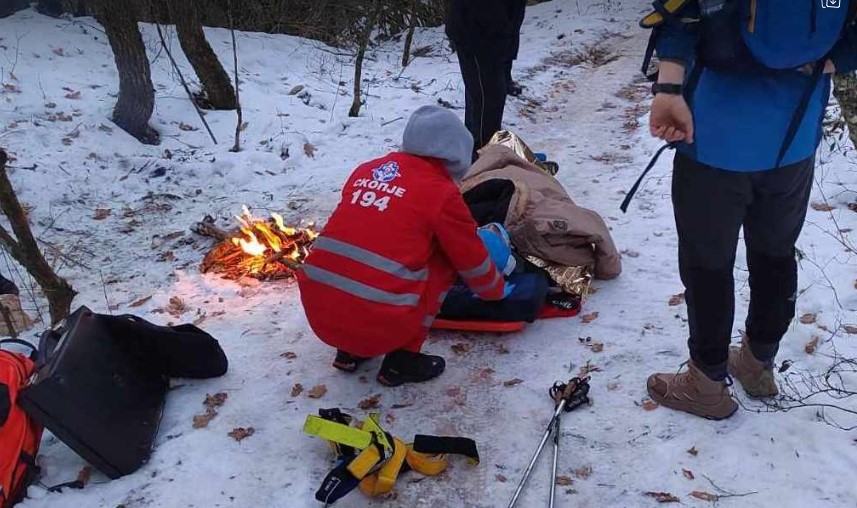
[1,1,856,507]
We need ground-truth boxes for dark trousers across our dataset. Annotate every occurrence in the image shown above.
[456,50,508,157]
[672,152,814,380]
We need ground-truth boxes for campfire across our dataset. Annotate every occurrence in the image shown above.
[200,206,317,280]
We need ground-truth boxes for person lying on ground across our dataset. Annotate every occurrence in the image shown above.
[642,0,857,420]
[297,105,512,387]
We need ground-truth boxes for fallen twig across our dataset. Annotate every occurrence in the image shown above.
[701,474,758,500]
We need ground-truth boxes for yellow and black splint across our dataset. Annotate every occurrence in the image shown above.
[304,408,480,505]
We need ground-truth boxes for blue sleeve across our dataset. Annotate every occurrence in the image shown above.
[829,23,857,73]
[654,1,699,64]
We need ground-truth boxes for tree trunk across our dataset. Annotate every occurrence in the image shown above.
[401,3,416,68]
[833,72,857,149]
[349,2,379,118]
[92,0,160,145]
[0,150,76,325]
[167,0,237,110]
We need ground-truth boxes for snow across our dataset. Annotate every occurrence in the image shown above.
[1,1,856,507]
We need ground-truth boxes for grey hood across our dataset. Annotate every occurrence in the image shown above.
[401,105,473,180]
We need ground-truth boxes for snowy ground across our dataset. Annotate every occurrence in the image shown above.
[2,1,857,507]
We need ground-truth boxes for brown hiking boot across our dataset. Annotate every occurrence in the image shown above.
[647,361,738,420]
[728,338,778,398]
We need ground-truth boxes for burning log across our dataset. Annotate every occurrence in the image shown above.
[200,207,316,280]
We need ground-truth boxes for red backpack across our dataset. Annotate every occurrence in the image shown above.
[0,339,42,508]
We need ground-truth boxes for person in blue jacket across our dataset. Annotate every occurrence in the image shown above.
[642,0,857,420]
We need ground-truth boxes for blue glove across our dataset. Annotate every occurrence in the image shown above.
[503,282,517,299]
[477,224,516,276]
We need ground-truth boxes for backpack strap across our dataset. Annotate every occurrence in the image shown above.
[640,0,692,79]
[0,339,37,361]
[775,61,825,168]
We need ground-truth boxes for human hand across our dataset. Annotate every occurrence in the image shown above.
[650,93,694,144]
[798,59,836,75]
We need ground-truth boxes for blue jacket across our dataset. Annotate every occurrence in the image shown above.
[656,1,857,171]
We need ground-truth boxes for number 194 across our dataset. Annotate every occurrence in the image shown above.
[350,190,390,212]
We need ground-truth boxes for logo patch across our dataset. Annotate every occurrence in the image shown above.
[372,161,401,183]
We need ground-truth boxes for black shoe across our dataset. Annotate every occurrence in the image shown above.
[376,350,446,387]
[507,81,523,97]
[332,350,368,373]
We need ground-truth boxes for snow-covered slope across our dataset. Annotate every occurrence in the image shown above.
[1,1,856,507]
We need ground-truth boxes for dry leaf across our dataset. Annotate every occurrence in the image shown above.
[228,427,255,442]
[682,469,695,480]
[204,392,228,410]
[65,90,81,100]
[496,474,507,482]
[590,342,604,353]
[607,380,620,391]
[280,351,297,360]
[391,402,413,409]
[641,399,659,411]
[239,121,249,131]
[192,313,207,326]
[53,47,65,56]
[687,446,699,456]
[799,313,817,325]
[556,475,574,486]
[580,312,599,324]
[303,142,316,158]
[805,336,819,355]
[572,466,593,480]
[3,83,20,93]
[503,378,524,387]
[307,384,327,399]
[76,466,93,486]
[178,122,198,132]
[644,492,680,503]
[291,383,304,397]
[844,325,857,335]
[811,202,835,212]
[385,413,396,425]
[358,394,382,410]
[93,208,111,220]
[168,296,187,316]
[445,386,461,397]
[193,408,217,428]
[690,491,719,502]
[668,293,685,306]
[578,362,601,377]
[451,343,473,354]
[497,343,510,354]
[477,367,495,379]
[129,295,152,307]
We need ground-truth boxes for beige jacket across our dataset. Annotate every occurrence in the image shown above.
[461,145,622,280]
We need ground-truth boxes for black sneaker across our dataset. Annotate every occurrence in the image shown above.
[332,350,368,373]
[376,350,446,387]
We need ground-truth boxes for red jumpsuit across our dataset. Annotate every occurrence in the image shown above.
[297,152,505,357]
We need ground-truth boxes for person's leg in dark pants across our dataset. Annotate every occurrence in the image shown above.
[456,50,508,158]
[673,153,753,379]
[743,158,814,362]
[647,153,749,419]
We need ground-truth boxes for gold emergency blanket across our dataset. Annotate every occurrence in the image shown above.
[526,256,593,299]
[488,130,558,176]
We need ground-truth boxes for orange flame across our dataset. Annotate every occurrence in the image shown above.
[230,207,316,272]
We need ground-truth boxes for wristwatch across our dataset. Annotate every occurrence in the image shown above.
[651,83,683,96]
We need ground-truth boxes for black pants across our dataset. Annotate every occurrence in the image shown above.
[0,274,18,296]
[672,153,814,380]
[456,50,508,157]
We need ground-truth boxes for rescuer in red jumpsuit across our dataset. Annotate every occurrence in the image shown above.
[298,105,508,387]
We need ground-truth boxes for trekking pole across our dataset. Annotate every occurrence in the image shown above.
[549,416,560,508]
[507,377,590,508]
